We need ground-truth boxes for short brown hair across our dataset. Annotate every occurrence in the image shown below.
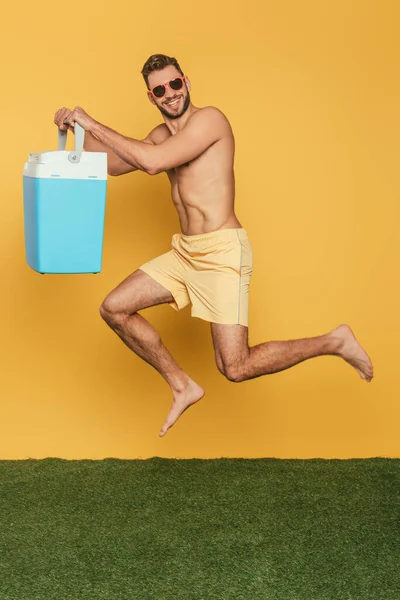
[141,54,184,89]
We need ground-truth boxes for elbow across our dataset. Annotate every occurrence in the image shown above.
[145,163,160,176]
[107,163,120,176]
[144,158,164,175]
[141,147,162,175]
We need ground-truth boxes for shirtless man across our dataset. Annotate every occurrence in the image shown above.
[54,54,374,437]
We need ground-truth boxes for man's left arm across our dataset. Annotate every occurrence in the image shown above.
[90,107,229,175]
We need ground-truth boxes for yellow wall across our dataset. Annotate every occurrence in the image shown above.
[1,1,398,458]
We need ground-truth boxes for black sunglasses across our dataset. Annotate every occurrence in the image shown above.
[149,77,185,98]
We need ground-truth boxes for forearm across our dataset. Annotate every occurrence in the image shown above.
[83,130,108,152]
[83,131,131,174]
[90,121,152,173]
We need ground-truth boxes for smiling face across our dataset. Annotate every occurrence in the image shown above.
[147,65,191,120]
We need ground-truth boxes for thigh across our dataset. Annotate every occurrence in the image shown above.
[101,269,175,315]
[210,323,249,370]
[186,232,252,326]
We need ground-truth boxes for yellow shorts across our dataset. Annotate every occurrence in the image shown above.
[139,228,253,326]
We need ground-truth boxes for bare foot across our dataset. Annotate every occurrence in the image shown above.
[329,324,374,382]
[159,378,205,437]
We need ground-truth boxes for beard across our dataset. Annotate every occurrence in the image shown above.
[156,91,191,120]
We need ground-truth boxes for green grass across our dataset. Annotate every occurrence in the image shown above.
[0,458,398,600]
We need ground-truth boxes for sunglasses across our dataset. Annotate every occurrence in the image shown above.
[149,76,186,98]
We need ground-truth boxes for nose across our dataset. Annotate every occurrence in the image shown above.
[164,84,176,100]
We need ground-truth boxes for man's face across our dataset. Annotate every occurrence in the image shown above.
[147,66,191,120]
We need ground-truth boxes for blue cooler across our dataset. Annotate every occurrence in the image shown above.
[23,123,108,274]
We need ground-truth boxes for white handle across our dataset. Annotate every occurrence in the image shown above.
[57,122,85,164]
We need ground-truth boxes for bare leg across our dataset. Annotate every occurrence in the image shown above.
[100,270,204,436]
[211,323,374,382]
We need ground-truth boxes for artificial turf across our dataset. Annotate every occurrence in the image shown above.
[0,458,398,599]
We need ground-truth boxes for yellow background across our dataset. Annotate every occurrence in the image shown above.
[1,1,398,459]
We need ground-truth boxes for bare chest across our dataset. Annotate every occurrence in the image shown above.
[167,149,207,188]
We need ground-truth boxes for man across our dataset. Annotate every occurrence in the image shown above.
[54,54,374,438]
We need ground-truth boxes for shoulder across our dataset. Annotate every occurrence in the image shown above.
[191,106,231,125]
[187,106,233,139]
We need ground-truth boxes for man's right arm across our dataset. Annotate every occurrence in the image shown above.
[84,124,170,176]
[83,130,145,176]
[54,107,167,176]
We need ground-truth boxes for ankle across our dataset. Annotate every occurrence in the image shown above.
[326,332,345,355]
[170,373,192,394]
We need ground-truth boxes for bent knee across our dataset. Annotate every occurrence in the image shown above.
[99,298,131,323]
[217,361,245,383]
[99,301,114,323]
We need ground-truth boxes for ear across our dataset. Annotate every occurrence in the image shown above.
[147,92,156,105]
[184,77,191,92]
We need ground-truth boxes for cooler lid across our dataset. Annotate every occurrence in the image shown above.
[28,150,107,164]
[23,123,108,180]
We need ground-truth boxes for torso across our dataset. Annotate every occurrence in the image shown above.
[153,107,242,235]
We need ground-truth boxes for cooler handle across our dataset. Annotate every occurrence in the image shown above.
[58,122,85,164]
